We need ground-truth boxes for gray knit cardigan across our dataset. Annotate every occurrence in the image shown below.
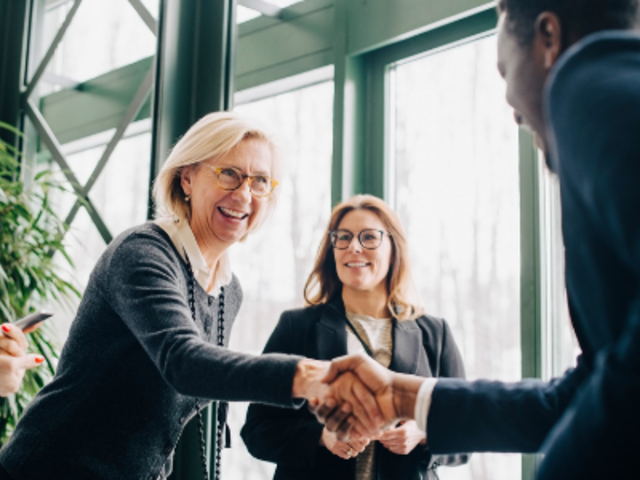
[0,223,302,480]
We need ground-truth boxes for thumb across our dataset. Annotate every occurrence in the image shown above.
[14,354,45,371]
[322,354,366,384]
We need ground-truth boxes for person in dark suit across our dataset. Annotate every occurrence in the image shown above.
[316,1,640,479]
[242,194,467,480]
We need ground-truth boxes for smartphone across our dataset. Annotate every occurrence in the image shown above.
[12,311,53,331]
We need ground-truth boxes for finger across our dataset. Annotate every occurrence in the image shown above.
[325,401,352,433]
[322,354,367,384]
[351,376,384,431]
[0,337,25,357]
[328,373,378,435]
[334,413,357,442]
[0,324,28,350]
[13,354,45,371]
[349,424,368,441]
[314,397,340,424]
[379,430,400,442]
[350,440,368,453]
[23,321,43,334]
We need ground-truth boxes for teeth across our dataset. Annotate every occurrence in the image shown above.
[347,262,368,267]
[219,207,247,219]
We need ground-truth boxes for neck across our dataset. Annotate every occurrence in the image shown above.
[342,285,391,319]
[190,220,228,272]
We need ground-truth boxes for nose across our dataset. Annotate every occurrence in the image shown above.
[347,236,362,253]
[232,177,252,203]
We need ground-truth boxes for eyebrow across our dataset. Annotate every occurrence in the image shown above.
[215,163,270,176]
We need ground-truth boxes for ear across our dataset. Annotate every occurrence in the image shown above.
[180,165,194,196]
[534,12,563,70]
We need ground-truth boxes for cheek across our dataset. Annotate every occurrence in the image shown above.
[247,198,267,227]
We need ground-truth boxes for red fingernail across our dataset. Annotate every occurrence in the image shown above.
[35,356,44,364]
[1,324,10,332]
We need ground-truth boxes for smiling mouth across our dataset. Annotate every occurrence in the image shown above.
[346,262,369,268]
[218,206,249,220]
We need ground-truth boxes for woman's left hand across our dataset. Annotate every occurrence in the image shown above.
[378,420,426,455]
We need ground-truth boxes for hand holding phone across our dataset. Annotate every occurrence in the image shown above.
[12,311,53,331]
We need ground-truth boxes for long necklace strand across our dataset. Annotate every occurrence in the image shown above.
[188,262,226,480]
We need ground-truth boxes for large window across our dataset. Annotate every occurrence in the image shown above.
[539,163,580,379]
[29,0,158,338]
[221,79,334,479]
[390,35,521,480]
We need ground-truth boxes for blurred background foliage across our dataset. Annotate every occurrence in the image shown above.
[0,122,78,444]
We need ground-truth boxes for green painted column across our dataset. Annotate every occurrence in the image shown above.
[519,127,543,480]
[151,1,236,479]
[0,0,28,146]
[149,0,236,219]
[331,0,366,205]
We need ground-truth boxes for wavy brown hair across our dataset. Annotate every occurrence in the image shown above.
[304,195,421,321]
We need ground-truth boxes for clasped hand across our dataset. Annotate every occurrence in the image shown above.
[293,353,424,441]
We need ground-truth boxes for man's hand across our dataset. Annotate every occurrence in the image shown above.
[319,427,369,460]
[292,358,384,438]
[379,420,426,455]
[0,323,44,397]
[313,354,425,440]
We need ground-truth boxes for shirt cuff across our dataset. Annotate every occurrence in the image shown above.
[414,378,438,435]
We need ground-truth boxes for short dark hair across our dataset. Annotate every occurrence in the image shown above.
[498,0,639,46]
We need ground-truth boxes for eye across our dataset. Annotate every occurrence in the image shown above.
[219,168,239,179]
[252,175,269,185]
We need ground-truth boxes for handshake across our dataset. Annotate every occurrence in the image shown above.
[292,353,426,440]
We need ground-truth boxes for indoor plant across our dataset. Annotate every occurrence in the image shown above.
[0,121,79,444]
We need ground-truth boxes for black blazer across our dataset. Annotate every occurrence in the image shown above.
[241,297,468,480]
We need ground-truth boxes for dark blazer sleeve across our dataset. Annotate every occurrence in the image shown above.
[241,310,325,469]
[427,355,590,454]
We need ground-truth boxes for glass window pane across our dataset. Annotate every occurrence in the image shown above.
[391,35,521,480]
[540,162,581,379]
[41,0,157,86]
[221,80,334,479]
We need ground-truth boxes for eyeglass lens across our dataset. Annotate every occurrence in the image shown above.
[217,168,273,196]
[330,229,384,249]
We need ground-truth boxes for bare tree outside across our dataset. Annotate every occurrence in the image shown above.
[392,35,521,480]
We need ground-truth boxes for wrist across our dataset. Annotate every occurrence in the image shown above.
[391,373,424,420]
[292,358,329,399]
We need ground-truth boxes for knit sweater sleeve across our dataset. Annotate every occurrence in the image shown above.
[102,227,302,408]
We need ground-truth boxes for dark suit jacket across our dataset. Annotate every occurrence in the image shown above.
[241,297,468,480]
[427,32,640,480]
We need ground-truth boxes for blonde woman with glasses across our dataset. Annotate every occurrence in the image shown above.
[0,112,375,480]
[242,194,468,480]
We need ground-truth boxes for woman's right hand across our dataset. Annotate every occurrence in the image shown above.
[0,323,44,397]
[320,427,369,460]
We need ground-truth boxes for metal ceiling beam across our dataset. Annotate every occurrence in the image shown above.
[128,0,158,36]
[22,0,82,100]
[238,0,282,18]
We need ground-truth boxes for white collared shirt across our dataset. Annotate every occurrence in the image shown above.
[154,217,232,297]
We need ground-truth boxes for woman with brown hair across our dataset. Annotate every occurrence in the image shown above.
[242,194,468,480]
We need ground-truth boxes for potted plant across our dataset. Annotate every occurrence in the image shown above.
[0,121,79,444]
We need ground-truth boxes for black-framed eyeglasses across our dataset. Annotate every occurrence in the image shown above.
[204,165,279,198]
[328,229,391,250]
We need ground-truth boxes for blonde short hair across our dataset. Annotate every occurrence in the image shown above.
[153,111,281,235]
[304,194,422,321]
